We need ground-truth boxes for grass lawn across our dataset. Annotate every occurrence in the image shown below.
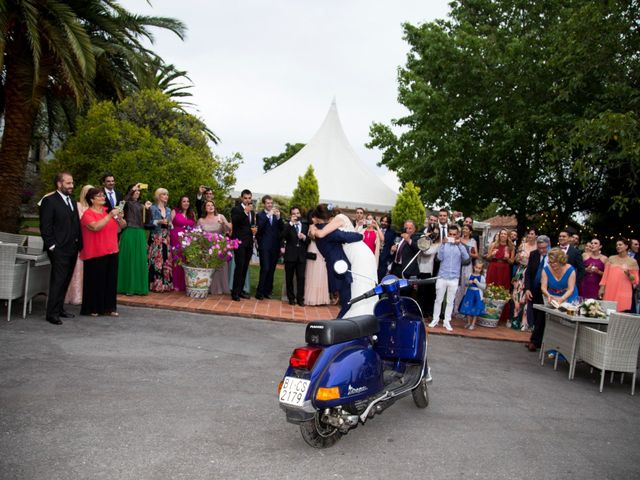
[248,263,285,298]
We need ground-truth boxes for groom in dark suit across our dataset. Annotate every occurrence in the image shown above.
[557,229,585,284]
[39,172,83,325]
[311,217,364,318]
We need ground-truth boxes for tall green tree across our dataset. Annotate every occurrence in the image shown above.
[0,0,185,232]
[290,165,320,216]
[263,142,305,172]
[368,0,640,237]
[391,182,425,231]
[43,90,239,213]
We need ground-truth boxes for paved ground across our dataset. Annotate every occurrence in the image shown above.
[1,303,639,480]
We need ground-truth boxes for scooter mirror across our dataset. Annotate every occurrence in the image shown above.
[333,260,349,275]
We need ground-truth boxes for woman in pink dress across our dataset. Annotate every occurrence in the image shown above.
[362,214,384,261]
[171,195,197,291]
[581,238,607,299]
[198,200,232,295]
[64,184,93,305]
[304,239,331,305]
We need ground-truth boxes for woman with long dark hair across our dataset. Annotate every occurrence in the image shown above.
[117,183,152,295]
[170,195,197,291]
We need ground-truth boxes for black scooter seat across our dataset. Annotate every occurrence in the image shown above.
[305,315,380,346]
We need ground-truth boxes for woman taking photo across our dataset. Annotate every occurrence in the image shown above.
[80,188,126,316]
[171,195,197,292]
[148,188,173,292]
[581,238,608,299]
[117,183,151,296]
[486,228,515,290]
[599,238,639,312]
[362,214,384,261]
[198,199,232,295]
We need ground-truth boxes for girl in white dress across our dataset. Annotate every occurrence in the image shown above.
[311,211,378,317]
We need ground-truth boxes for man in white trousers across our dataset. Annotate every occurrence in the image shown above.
[428,224,470,331]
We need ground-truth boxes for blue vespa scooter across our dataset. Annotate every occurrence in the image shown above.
[278,260,436,448]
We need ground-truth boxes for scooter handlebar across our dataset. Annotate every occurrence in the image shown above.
[348,289,376,305]
[408,277,439,286]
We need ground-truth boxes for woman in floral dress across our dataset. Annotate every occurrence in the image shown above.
[148,188,173,292]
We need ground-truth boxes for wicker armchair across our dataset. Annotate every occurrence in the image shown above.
[0,243,28,321]
[575,312,640,394]
[0,232,27,246]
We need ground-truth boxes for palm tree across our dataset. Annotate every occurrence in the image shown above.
[0,0,186,232]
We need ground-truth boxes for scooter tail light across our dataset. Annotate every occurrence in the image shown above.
[316,387,340,401]
[289,346,323,370]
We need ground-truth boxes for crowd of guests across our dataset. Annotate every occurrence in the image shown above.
[39,171,639,336]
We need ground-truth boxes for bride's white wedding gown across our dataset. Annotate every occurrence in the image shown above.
[333,214,378,318]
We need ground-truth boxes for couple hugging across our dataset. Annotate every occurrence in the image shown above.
[308,204,378,318]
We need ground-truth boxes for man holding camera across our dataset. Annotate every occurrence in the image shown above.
[428,224,470,331]
[196,185,214,218]
[282,206,309,305]
[255,195,284,300]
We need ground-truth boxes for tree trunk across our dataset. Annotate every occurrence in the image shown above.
[0,41,46,233]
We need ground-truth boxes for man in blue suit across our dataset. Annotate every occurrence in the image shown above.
[255,195,284,299]
[312,219,364,318]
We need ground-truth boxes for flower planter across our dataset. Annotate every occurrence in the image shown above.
[478,299,507,328]
[183,265,214,298]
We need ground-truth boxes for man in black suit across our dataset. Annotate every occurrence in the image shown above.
[255,195,284,300]
[377,214,397,281]
[230,189,255,301]
[389,220,420,279]
[524,235,550,351]
[282,206,309,305]
[557,229,585,285]
[39,172,83,325]
[312,220,364,318]
[101,172,123,212]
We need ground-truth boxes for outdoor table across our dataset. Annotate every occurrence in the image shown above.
[16,246,50,318]
[533,304,610,380]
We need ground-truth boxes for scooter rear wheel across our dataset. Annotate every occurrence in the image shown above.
[412,378,429,408]
[300,412,343,448]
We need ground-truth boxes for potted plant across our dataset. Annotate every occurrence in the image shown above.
[175,227,240,298]
[478,284,510,328]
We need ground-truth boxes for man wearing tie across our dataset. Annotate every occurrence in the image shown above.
[282,206,309,305]
[230,189,256,301]
[101,172,123,212]
[255,195,284,300]
[524,235,550,351]
[390,220,420,279]
[557,229,585,285]
[39,172,83,325]
[437,208,449,240]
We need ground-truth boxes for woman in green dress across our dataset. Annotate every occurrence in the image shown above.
[117,184,151,295]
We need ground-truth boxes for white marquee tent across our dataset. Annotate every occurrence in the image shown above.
[236,101,398,212]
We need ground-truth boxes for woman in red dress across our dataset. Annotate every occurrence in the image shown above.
[486,229,514,290]
[170,195,197,291]
[80,188,126,316]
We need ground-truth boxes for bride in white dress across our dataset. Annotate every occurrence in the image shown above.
[311,212,379,317]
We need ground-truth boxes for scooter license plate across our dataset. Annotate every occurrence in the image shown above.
[279,377,311,407]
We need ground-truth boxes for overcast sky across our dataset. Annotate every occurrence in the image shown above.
[120,0,451,188]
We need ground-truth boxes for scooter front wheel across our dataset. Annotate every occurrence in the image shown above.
[300,411,343,448]
[412,378,429,408]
